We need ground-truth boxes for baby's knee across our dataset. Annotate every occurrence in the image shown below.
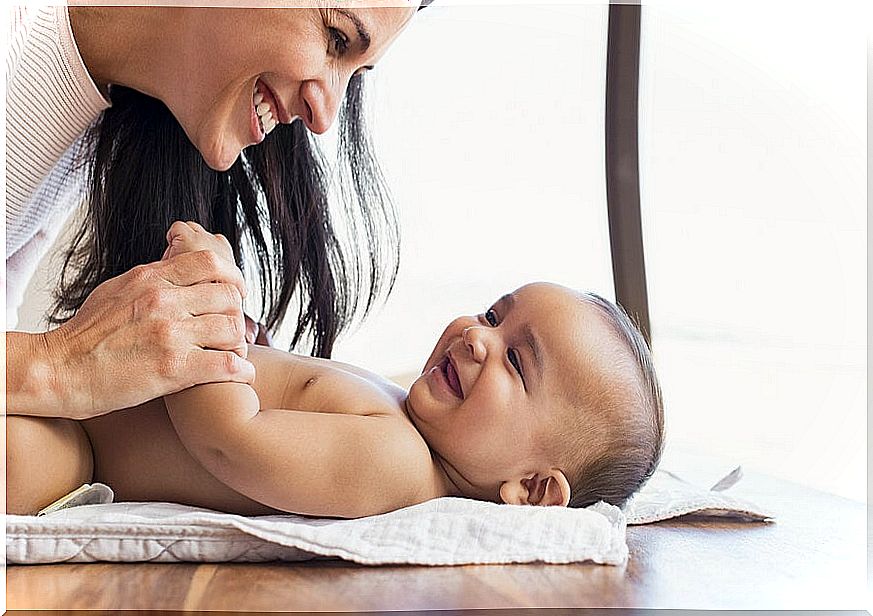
[6,416,94,515]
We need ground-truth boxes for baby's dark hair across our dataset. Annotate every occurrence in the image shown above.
[563,293,664,509]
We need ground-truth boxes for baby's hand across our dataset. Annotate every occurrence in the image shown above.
[162,220,235,264]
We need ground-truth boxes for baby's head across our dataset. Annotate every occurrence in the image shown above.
[405,282,664,509]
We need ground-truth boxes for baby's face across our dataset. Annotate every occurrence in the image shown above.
[406,282,617,503]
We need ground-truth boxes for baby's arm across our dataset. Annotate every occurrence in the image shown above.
[161,222,428,517]
[165,384,429,518]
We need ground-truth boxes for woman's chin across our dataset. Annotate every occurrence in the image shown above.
[200,146,240,172]
[193,128,242,172]
[210,157,238,172]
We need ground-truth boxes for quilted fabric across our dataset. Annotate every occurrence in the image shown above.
[7,498,628,565]
[5,467,772,565]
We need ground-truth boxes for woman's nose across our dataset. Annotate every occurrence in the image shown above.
[462,326,488,363]
[299,78,345,135]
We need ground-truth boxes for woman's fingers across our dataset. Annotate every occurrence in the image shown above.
[153,250,247,299]
[186,313,248,359]
[174,283,244,318]
[142,251,249,357]
[184,349,256,388]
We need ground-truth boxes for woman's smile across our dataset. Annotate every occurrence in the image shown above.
[249,78,289,144]
[139,4,420,170]
[256,78,291,124]
[249,86,266,143]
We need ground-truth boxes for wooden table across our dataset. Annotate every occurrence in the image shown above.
[6,451,868,611]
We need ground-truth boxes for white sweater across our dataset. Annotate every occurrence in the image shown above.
[5,3,111,329]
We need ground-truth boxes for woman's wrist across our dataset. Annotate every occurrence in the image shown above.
[6,331,66,417]
[6,328,92,419]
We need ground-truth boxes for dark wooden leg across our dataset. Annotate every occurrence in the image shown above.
[605,1,651,345]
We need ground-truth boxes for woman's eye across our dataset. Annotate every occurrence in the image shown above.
[329,27,350,54]
[508,349,525,382]
[484,309,498,326]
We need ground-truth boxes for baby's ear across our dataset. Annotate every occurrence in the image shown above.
[499,469,571,507]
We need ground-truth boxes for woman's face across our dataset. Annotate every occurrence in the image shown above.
[166,2,419,171]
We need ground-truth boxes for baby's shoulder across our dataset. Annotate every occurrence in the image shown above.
[369,416,452,507]
[248,345,406,417]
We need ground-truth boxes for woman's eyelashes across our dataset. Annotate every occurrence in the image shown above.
[329,27,351,55]
[482,309,526,386]
[327,24,372,78]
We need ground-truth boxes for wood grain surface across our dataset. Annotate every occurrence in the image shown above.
[6,452,867,611]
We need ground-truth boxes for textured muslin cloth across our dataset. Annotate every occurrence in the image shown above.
[6,466,772,565]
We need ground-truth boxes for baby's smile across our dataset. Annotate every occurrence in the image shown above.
[441,354,464,399]
[427,354,464,401]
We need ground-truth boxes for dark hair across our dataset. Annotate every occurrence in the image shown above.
[564,293,665,509]
[50,74,398,359]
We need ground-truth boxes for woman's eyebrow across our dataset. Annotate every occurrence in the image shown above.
[336,9,371,53]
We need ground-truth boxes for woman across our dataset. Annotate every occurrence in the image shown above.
[6,1,429,422]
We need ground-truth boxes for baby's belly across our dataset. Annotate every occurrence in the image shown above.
[81,400,279,515]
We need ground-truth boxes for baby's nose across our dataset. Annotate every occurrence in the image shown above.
[462,326,487,363]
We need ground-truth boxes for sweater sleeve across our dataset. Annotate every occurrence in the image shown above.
[5,3,110,330]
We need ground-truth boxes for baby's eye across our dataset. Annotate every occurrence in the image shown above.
[508,349,525,384]
[484,309,498,326]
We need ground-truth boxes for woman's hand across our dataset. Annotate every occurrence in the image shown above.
[7,221,254,420]
[166,221,273,347]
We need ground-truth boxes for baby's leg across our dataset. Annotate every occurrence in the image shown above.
[6,416,94,515]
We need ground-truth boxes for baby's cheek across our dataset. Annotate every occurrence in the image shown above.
[405,378,426,411]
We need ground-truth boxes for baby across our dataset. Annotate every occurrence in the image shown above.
[7,223,664,518]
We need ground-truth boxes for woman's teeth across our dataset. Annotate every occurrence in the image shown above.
[254,86,278,135]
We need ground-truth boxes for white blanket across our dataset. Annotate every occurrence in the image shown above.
[6,467,772,566]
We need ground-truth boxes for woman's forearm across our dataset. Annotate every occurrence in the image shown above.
[5,330,76,417]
